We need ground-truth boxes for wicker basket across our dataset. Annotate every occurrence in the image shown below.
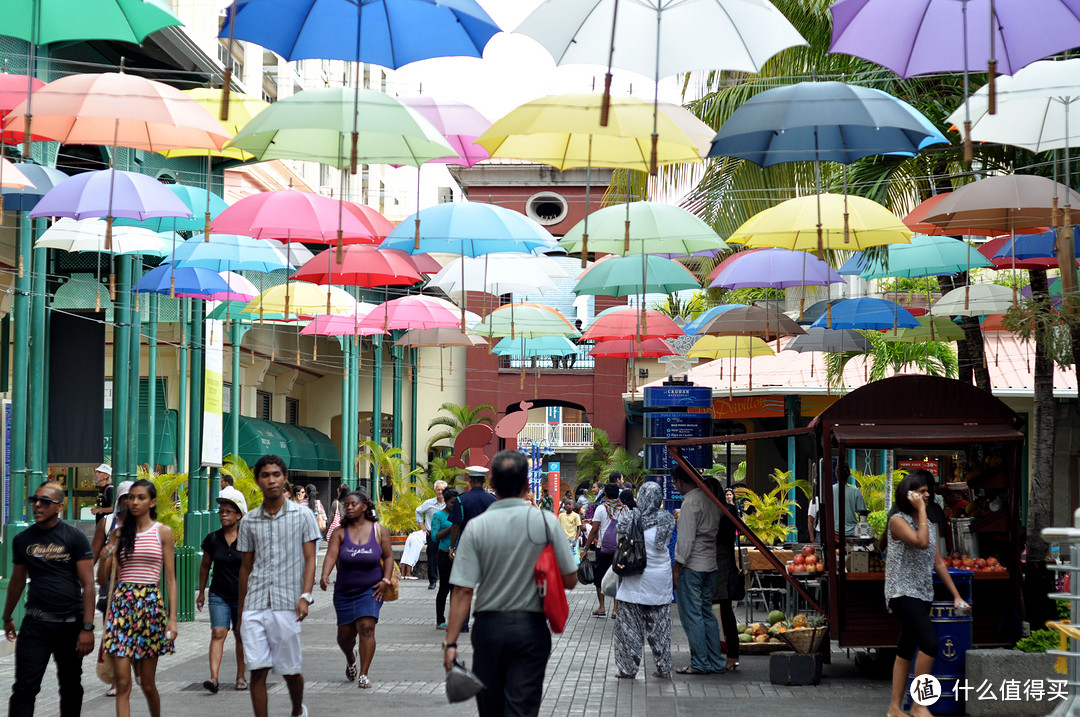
[779,626,828,654]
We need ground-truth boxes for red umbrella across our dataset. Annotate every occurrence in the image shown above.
[0,73,44,145]
[581,308,683,341]
[978,235,1063,270]
[589,337,677,358]
[291,245,422,287]
[209,189,381,244]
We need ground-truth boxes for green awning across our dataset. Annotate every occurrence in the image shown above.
[301,426,340,472]
[274,422,321,472]
[103,409,178,467]
[223,415,339,473]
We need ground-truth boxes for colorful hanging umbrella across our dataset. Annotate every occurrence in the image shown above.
[4,0,182,45]
[581,308,683,341]
[589,337,678,359]
[35,218,168,255]
[226,88,456,168]
[491,336,579,358]
[709,248,844,289]
[394,327,487,349]
[811,297,920,330]
[785,327,871,353]
[190,271,259,303]
[264,239,315,267]
[291,246,422,287]
[977,235,1060,270]
[241,282,358,319]
[299,312,382,337]
[163,234,290,273]
[695,305,805,341]
[346,204,394,240]
[838,234,993,278]
[160,88,269,161]
[29,169,191,222]
[115,184,229,233]
[400,96,491,167]
[560,201,728,256]
[0,73,45,145]
[209,190,381,244]
[0,162,64,210]
[795,299,847,326]
[901,192,1035,237]
[933,284,1016,317]
[728,193,912,251]
[882,315,966,343]
[682,304,749,335]
[993,227,1080,260]
[687,335,774,360]
[4,72,230,152]
[135,265,231,296]
[473,303,579,339]
[429,254,562,298]
[356,295,465,332]
[380,201,556,256]
[573,255,700,297]
[0,157,35,192]
[921,175,1080,234]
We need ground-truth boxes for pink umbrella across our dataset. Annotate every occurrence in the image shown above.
[400,96,491,167]
[344,203,394,239]
[209,189,381,244]
[300,312,381,336]
[291,245,421,287]
[356,295,463,332]
[0,73,45,145]
[181,271,258,302]
[589,337,678,358]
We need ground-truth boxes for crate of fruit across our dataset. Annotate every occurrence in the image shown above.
[779,626,829,654]
[746,548,793,572]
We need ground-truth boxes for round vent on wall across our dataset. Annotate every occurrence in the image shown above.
[525,192,568,226]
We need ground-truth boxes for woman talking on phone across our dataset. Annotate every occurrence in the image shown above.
[883,470,965,717]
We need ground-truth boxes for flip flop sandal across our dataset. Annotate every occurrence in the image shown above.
[235,678,248,691]
[676,666,707,675]
[345,650,358,682]
[105,688,117,698]
[358,675,372,689]
[591,610,606,618]
[202,679,219,694]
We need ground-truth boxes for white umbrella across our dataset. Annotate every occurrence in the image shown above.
[933,284,1016,317]
[429,253,565,299]
[264,238,315,267]
[947,59,1080,153]
[35,218,169,255]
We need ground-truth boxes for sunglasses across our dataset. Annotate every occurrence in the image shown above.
[27,495,62,506]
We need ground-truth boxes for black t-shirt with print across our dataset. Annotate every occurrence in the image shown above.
[95,484,114,523]
[12,521,94,615]
[201,528,242,603]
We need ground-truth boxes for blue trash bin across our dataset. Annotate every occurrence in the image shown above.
[906,568,973,715]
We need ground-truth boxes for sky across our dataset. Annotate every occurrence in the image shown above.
[393,0,685,120]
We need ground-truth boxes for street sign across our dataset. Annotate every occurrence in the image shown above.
[643,385,712,408]
[644,443,712,470]
[644,412,712,439]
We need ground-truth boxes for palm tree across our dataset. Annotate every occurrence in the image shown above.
[426,402,495,453]
[575,428,616,485]
[823,330,958,390]
[607,447,645,486]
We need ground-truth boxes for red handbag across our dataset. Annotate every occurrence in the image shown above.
[533,513,569,633]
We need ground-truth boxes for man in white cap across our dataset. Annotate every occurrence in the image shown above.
[449,465,493,634]
[89,465,113,524]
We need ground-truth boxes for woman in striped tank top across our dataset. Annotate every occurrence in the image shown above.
[98,479,178,717]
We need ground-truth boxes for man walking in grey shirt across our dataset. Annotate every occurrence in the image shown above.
[442,451,577,717]
[672,465,725,674]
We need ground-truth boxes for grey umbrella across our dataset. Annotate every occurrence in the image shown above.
[786,326,871,353]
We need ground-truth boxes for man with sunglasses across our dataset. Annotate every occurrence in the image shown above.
[4,482,96,717]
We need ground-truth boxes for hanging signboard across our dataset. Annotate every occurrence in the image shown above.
[644,443,712,470]
[644,412,713,439]
[202,318,224,467]
[644,385,712,408]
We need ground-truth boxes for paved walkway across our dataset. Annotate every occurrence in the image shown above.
[1,578,891,716]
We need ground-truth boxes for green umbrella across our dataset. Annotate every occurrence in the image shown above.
[226,87,456,168]
[560,201,729,256]
[881,315,965,343]
[843,234,992,279]
[573,254,700,297]
[472,303,579,339]
[5,0,181,45]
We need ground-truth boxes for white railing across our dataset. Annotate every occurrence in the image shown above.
[517,422,595,448]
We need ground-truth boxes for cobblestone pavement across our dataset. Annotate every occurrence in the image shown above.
[1,577,892,716]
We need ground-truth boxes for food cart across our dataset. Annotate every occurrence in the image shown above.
[668,374,1025,649]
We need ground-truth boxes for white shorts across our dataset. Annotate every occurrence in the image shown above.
[241,609,304,675]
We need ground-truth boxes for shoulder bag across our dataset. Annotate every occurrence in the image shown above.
[96,546,118,684]
[529,508,569,633]
[727,542,746,602]
[380,526,402,602]
[612,510,647,577]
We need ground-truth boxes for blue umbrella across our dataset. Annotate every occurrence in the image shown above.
[163,234,291,273]
[380,202,556,256]
[115,184,228,233]
[993,226,1080,260]
[0,162,67,211]
[683,304,748,335]
[134,264,230,296]
[811,297,920,331]
[796,299,846,326]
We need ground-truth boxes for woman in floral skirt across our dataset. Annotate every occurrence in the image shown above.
[98,479,178,717]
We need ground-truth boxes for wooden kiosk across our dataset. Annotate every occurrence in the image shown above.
[669,375,1026,648]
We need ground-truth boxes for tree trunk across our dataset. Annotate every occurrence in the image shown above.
[938,273,992,391]
[1071,322,1080,408]
[1026,269,1054,564]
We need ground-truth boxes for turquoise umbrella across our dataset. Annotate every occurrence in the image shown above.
[114,184,228,233]
[573,255,700,297]
[839,234,993,279]
[491,336,578,358]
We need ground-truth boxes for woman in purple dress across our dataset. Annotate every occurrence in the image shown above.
[319,491,394,689]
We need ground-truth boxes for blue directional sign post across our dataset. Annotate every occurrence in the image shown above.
[642,382,712,512]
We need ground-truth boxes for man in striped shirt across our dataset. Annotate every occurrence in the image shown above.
[238,455,320,717]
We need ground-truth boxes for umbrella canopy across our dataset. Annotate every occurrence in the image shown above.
[794,298,847,326]
[429,254,563,298]
[948,59,1080,153]
[838,234,993,279]
[30,169,192,221]
[475,93,713,171]
[491,336,578,358]
[829,0,1080,77]
[0,162,65,211]
[356,295,465,332]
[36,218,168,255]
[242,282,357,319]
[0,73,45,144]
[882,315,966,343]
[708,81,947,165]
[219,0,501,67]
[811,297,920,330]
[728,193,912,251]
[560,202,728,256]
[710,248,845,289]
[921,175,1080,233]
[589,337,678,359]
[695,305,805,340]
[4,0,182,45]
[993,227,1080,260]
[786,326,871,353]
[473,303,579,339]
[380,202,556,256]
[209,190,380,244]
[299,312,382,337]
[933,284,1017,317]
[394,327,487,348]
[901,192,1030,237]
[4,73,230,152]
[0,158,35,190]
[516,0,806,79]
[400,96,490,167]
[163,234,290,273]
[682,304,749,335]
[581,308,683,341]
[192,271,259,303]
[226,87,456,168]
[573,255,700,297]
[115,184,229,233]
[135,265,231,296]
[977,235,1061,271]
[160,88,269,161]
[688,335,774,360]
[346,204,394,240]
[291,245,422,287]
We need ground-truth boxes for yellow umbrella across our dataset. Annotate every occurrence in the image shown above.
[160,88,269,161]
[240,281,357,320]
[688,335,774,396]
[475,93,711,172]
[728,193,912,252]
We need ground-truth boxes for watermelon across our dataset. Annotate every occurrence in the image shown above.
[738,633,753,643]
[768,610,786,625]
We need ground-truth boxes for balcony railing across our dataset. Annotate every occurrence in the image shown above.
[497,344,596,371]
[517,423,595,448]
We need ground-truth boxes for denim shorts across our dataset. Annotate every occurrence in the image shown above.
[208,591,239,630]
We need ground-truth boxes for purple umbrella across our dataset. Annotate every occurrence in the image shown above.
[30,169,192,221]
[709,248,846,289]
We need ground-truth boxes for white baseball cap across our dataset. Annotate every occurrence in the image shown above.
[116,481,135,499]
[96,464,113,476]
[216,486,248,515]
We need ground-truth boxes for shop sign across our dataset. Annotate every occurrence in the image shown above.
[711,395,785,419]
[643,385,712,408]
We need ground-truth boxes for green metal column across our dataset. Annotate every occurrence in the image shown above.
[185,302,205,546]
[147,294,158,469]
[229,322,247,458]
[786,395,799,541]
[391,337,403,450]
[111,256,131,485]
[4,211,33,573]
[339,338,353,486]
[351,340,361,486]
[127,259,142,479]
[1,315,10,393]
[410,348,418,470]
[371,335,383,477]
[27,245,47,485]
[177,299,188,475]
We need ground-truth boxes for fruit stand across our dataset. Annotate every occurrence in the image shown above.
[668,375,1025,650]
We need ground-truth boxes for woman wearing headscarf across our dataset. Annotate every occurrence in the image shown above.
[612,482,676,679]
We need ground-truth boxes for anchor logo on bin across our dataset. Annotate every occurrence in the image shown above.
[941,638,957,660]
